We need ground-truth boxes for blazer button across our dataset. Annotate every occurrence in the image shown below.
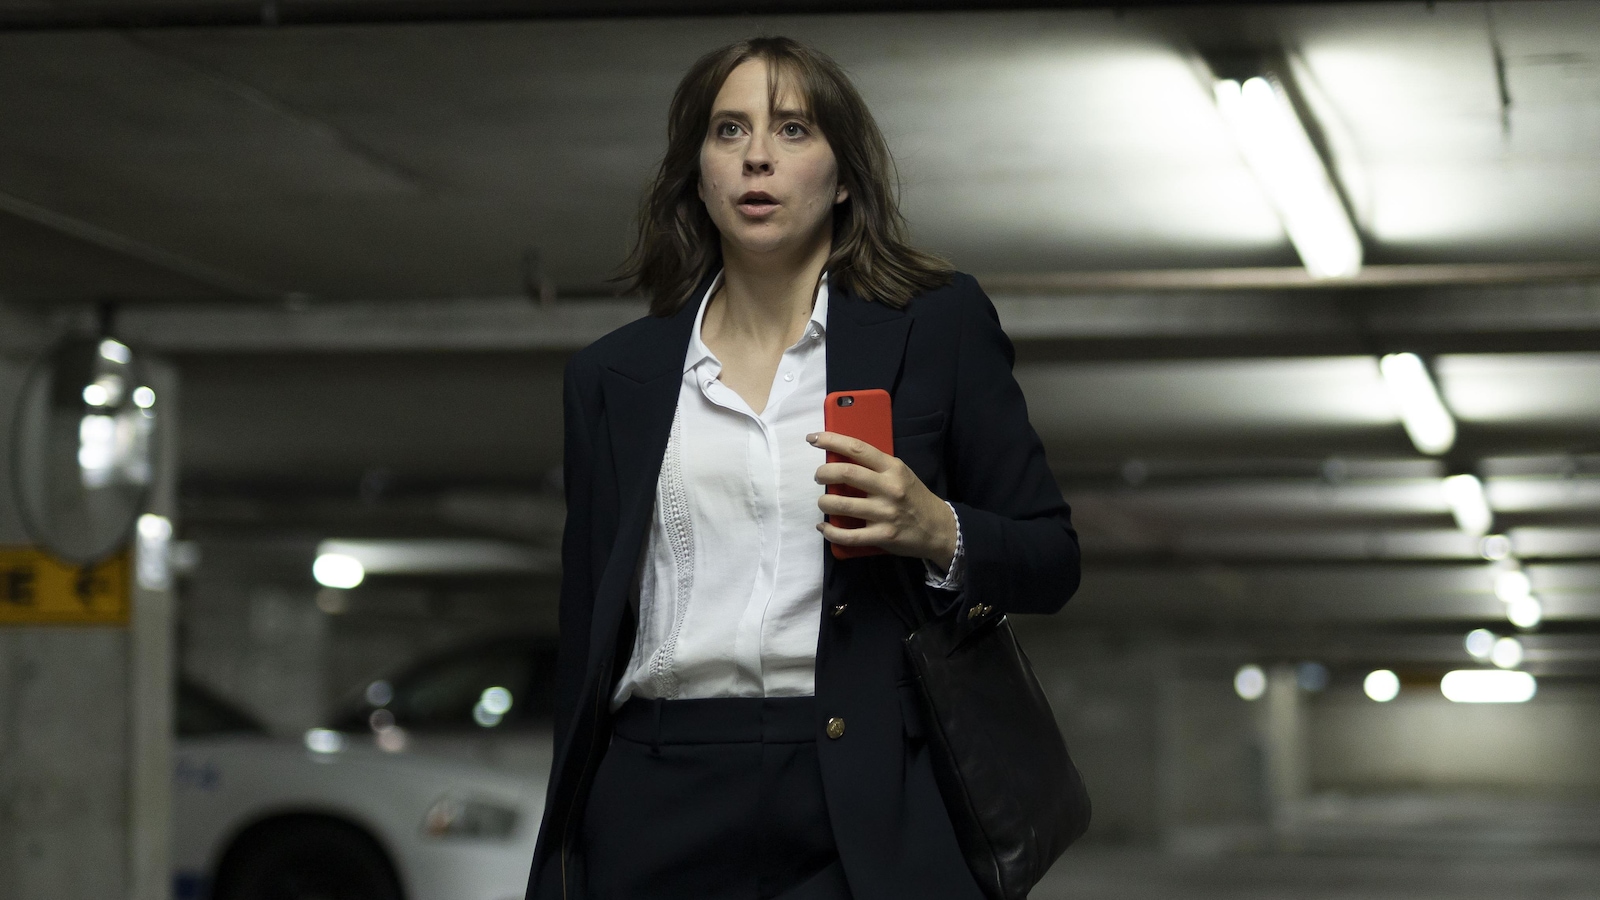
[826,717,846,739]
[832,603,848,617]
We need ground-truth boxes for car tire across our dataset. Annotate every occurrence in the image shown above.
[213,817,404,900]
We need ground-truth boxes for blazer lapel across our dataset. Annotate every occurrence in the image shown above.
[591,282,703,658]
[825,284,913,399]
[823,284,913,599]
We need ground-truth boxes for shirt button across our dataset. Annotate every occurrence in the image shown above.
[783,372,794,382]
[826,717,846,739]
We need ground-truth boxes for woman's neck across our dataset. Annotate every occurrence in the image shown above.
[706,234,830,349]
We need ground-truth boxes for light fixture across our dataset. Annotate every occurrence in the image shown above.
[1440,670,1536,703]
[1507,596,1543,629]
[303,728,347,754]
[1363,669,1400,702]
[1490,636,1524,669]
[312,552,365,589]
[1379,353,1456,455]
[1233,664,1266,701]
[1441,474,1493,536]
[1464,628,1496,661]
[98,338,132,364]
[1214,75,1362,279]
[315,538,554,576]
[1478,534,1512,561]
[1493,568,1532,603]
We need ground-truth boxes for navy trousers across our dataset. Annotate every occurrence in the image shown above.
[580,696,854,900]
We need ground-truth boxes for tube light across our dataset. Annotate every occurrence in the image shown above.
[1214,76,1362,279]
[1464,628,1495,660]
[1233,664,1266,701]
[1363,669,1400,702]
[1506,596,1543,629]
[1493,568,1531,603]
[98,338,132,364]
[1441,474,1493,536]
[1440,670,1536,703]
[1379,353,1456,455]
[313,553,365,589]
[1490,636,1524,669]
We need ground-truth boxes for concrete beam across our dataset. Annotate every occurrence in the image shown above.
[0,189,283,303]
[117,277,1600,358]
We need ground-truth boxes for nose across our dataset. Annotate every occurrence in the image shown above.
[743,131,774,176]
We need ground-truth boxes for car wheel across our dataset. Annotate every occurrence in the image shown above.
[213,817,403,900]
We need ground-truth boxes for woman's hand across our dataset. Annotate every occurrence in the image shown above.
[808,431,957,570]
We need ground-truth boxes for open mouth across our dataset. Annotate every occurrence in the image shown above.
[737,191,779,213]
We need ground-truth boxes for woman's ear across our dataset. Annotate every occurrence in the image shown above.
[834,183,849,204]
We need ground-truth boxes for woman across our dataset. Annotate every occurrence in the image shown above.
[526,36,1080,900]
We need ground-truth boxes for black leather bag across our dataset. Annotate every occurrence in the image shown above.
[884,565,1091,900]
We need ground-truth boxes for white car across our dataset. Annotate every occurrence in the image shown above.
[323,634,559,779]
[173,680,544,900]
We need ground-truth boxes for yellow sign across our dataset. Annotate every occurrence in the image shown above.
[0,546,129,626]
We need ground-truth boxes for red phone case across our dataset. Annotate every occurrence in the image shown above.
[823,389,893,559]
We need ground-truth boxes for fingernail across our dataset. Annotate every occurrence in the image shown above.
[806,433,819,443]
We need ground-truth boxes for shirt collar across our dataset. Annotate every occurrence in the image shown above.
[684,271,830,374]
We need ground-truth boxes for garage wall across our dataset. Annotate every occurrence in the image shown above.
[1310,687,1600,793]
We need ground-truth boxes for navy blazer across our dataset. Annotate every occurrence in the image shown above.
[526,272,1081,900]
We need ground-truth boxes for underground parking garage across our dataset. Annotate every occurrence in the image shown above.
[3,2,1600,899]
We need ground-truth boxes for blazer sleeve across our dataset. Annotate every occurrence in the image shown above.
[939,278,1081,618]
[553,354,599,754]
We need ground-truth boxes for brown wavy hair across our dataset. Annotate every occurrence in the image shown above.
[620,36,952,317]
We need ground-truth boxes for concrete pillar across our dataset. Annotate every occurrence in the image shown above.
[1260,663,1309,834]
[0,333,177,900]
[128,358,178,900]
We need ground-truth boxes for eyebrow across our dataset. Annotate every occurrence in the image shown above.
[709,106,814,122]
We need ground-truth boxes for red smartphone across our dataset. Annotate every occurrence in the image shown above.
[823,389,893,559]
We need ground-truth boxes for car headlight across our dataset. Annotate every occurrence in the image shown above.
[423,795,519,839]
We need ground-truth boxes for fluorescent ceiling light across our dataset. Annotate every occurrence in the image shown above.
[313,552,365,589]
[1440,670,1536,703]
[1363,669,1400,702]
[1490,636,1524,669]
[316,538,556,576]
[1506,596,1543,629]
[1493,568,1531,603]
[1379,353,1456,455]
[1441,474,1493,536]
[1214,76,1362,279]
[1233,664,1266,701]
[1464,628,1495,661]
[1478,534,1512,561]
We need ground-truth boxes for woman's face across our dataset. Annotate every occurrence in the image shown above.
[698,59,847,261]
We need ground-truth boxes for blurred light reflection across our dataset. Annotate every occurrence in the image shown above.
[1364,669,1400,702]
[1234,664,1266,700]
[1491,637,1524,669]
[1441,670,1537,703]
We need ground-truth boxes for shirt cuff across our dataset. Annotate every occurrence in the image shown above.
[923,500,965,591]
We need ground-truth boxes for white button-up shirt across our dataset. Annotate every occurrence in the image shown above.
[613,273,964,709]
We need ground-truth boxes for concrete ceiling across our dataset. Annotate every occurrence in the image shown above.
[1,2,1598,304]
[5,2,1599,642]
